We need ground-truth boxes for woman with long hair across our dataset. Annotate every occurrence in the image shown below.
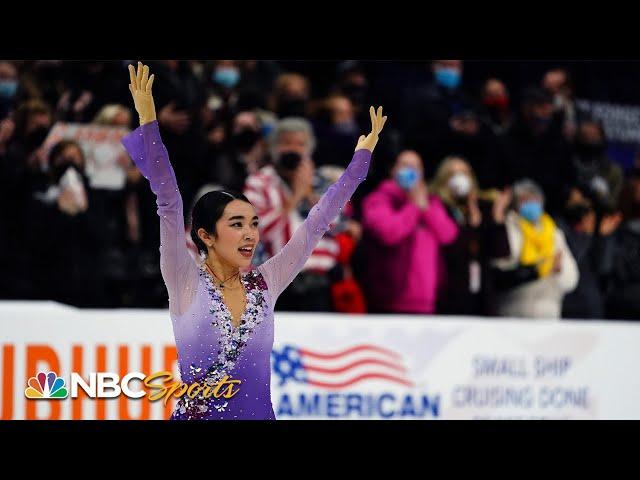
[429,155,511,316]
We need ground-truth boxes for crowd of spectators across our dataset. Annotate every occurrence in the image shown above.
[1,59,639,320]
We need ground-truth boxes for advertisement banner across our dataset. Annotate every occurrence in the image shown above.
[1,301,639,420]
[576,98,640,170]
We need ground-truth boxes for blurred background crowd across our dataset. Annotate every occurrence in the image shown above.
[2,59,640,320]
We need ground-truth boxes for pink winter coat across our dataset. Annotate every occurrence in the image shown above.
[362,179,458,313]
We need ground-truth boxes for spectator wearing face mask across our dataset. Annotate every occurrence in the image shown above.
[244,117,340,311]
[440,107,511,190]
[503,87,576,215]
[431,156,512,316]
[492,179,579,319]
[25,140,107,306]
[572,120,623,212]
[558,189,621,319]
[205,60,243,119]
[312,94,362,168]
[0,100,53,298]
[361,150,458,314]
[400,60,475,171]
[269,73,311,119]
[200,61,263,179]
[0,61,19,121]
[210,60,242,93]
[212,110,269,192]
[479,77,513,136]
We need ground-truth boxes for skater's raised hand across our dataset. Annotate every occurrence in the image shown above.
[128,62,156,125]
[355,106,387,153]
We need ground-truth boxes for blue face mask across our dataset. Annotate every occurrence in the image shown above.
[519,201,543,223]
[213,67,240,89]
[0,80,17,99]
[434,67,461,90]
[395,167,419,190]
[261,124,274,138]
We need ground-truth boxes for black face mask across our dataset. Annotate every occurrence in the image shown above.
[231,128,261,153]
[277,97,307,118]
[564,203,592,227]
[341,83,367,105]
[51,159,84,184]
[25,126,50,149]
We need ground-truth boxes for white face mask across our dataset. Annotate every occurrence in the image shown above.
[448,172,472,198]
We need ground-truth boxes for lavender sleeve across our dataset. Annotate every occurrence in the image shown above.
[258,148,372,301]
[121,120,199,316]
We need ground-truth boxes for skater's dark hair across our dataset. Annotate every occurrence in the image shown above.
[190,190,252,256]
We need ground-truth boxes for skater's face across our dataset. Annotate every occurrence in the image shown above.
[206,200,259,268]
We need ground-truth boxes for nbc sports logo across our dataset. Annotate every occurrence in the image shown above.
[25,371,68,399]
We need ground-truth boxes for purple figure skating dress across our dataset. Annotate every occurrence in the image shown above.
[121,120,371,420]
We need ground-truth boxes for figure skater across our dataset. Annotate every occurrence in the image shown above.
[122,62,387,419]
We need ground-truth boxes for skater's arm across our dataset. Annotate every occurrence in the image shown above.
[121,62,198,315]
[258,106,387,301]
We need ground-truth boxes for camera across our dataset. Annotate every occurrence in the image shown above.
[278,151,302,171]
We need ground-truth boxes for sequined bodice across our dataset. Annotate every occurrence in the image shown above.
[170,267,274,420]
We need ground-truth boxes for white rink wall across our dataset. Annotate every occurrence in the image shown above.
[1,301,639,420]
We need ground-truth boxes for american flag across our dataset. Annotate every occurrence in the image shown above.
[272,344,413,390]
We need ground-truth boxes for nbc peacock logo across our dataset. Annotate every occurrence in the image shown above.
[25,371,68,399]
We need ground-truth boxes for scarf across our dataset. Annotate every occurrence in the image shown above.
[519,213,556,278]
